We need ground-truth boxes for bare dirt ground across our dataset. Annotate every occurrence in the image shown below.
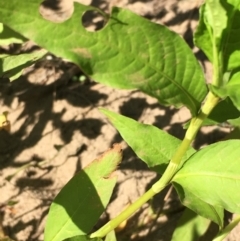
[0,0,239,240]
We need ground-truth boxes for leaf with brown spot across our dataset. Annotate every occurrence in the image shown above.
[0,0,207,116]
[72,48,92,59]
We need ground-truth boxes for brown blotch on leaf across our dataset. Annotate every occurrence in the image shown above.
[100,143,122,179]
[112,143,122,153]
[128,72,147,86]
[72,48,92,59]
[100,143,122,159]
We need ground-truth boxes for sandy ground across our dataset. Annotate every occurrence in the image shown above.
[0,0,239,240]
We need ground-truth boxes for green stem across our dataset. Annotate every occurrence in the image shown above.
[212,43,221,86]
[152,91,219,192]
[91,188,156,238]
[90,91,219,239]
[185,91,219,142]
[208,15,222,87]
[213,215,240,241]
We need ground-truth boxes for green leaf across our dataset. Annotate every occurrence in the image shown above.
[228,118,240,127]
[44,144,122,241]
[63,235,102,241]
[194,0,227,61]
[204,97,240,126]
[194,4,213,62]
[172,208,212,241]
[209,72,240,110]
[0,23,26,45]
[101,109,195,173]
[0,0,207,115]
[194,0,240,71]
[172,140,240,215]
[104,230,117,241]
[0,49,47,81]
[173,182,224,227]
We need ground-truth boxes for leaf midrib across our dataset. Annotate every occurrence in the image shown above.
[175,172,240,180]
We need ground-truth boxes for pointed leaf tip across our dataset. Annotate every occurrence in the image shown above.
[101,109,195,174]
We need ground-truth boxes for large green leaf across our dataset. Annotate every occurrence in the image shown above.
[172,208,212,241]
[0,49,47,81]
[0,0,207,115]
[194,0,240,72]
[0,23,26,45]
[101,109,195,173]
[44,144,122,241]
[172,140,240,215]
